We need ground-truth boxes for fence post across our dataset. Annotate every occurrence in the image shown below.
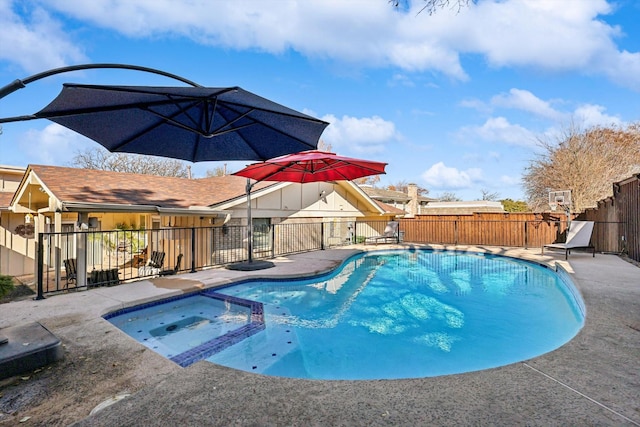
[270,224,275,258]
[524,221,528,249]
[454,220,458,245]
[190,227,196,273]
[321,222,325,250]
[35,232,45,300]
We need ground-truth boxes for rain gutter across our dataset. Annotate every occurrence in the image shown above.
[61,202,227,217]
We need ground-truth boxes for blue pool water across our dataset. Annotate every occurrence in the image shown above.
[106,250,585,380]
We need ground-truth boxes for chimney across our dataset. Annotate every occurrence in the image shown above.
[407,183,418,217]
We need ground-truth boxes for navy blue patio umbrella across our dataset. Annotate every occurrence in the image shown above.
[0,64,330,287]
[16,84,329,162]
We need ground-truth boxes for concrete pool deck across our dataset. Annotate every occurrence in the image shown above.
[1,245,639,426]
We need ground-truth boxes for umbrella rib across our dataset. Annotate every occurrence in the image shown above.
[145,97,218,137]
[210,109,256,135]
[144,99,257,138]
[107,99,204,151]
[219,102,321,150]
[36,97,200,119]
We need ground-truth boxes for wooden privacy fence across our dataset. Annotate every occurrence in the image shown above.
[580,173,640,262]
[399,212,623,254]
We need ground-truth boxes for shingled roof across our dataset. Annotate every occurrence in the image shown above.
[360,186,433,203]
[26,165,275,208]
[0,192,13,209]
[373,200,406,215]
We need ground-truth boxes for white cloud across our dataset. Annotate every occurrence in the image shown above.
[388,73,415,87]
[9,0,632,89]
[602,49,640,91]
[421,162,483,189]
[463,88,622,139]
[500,175,521,186]
[18,123,90,165]
[0,0,86,73]
[573,104,622,128]
[459,1,618,70]
[460,117,537,148]
[320,114,399,154]
[491,89,565,121]
[459,98,491,114]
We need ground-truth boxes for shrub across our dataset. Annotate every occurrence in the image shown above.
[0,275,14,298]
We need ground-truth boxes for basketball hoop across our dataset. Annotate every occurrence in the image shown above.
[548,190,571,213]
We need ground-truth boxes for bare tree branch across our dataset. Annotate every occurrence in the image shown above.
[523,123,640,212]
[481,189,500,201]
[390,0,475,15]
[70,147,190,178]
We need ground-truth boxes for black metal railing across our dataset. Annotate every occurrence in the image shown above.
[34,219,626,297]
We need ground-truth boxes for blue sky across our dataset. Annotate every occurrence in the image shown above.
[1,0,639,201]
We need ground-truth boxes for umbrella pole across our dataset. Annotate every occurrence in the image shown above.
[246,178,253,263]
[226,178,274,271]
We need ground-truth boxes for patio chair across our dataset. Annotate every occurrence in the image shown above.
[542,220,595,260]
[365,221,399,245]
[63,258,77,287]
[138,251,166,277]
[159,253,183,276]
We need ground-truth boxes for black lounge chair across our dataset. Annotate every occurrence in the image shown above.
[160,254,183,276]
[63,258,77,287]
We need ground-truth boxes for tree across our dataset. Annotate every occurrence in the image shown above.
[206,165,230,177]
[437,192,461,202]
[317,139,332,152]
[387,180,429,196]
[71,147,190,177]
[523,123,640,212]
[390,0,475,15]
[353,175,381,186]
[501,199,530,213]
[480,189,499,201]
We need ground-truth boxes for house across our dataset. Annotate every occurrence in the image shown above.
[418,200,505,215]
[1,164,397,278]
[0,165,27,276]
[360,182,506,216]
[360,183,435,217]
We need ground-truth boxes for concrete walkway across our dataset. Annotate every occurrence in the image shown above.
[1,245,639,426]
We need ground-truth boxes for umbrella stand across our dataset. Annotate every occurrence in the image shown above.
[226,179,275,271]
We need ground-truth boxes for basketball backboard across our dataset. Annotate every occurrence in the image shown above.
[549,190,571,212]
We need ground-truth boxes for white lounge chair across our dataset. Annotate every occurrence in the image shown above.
[365,221,399,245]
[542,220,595,259]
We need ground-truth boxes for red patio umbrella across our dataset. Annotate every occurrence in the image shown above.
[230,150,387,269]
[233,150,387,183]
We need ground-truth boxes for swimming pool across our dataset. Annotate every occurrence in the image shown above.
[106,249,585,380]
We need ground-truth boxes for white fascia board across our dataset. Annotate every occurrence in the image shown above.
[213,181,291,210]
